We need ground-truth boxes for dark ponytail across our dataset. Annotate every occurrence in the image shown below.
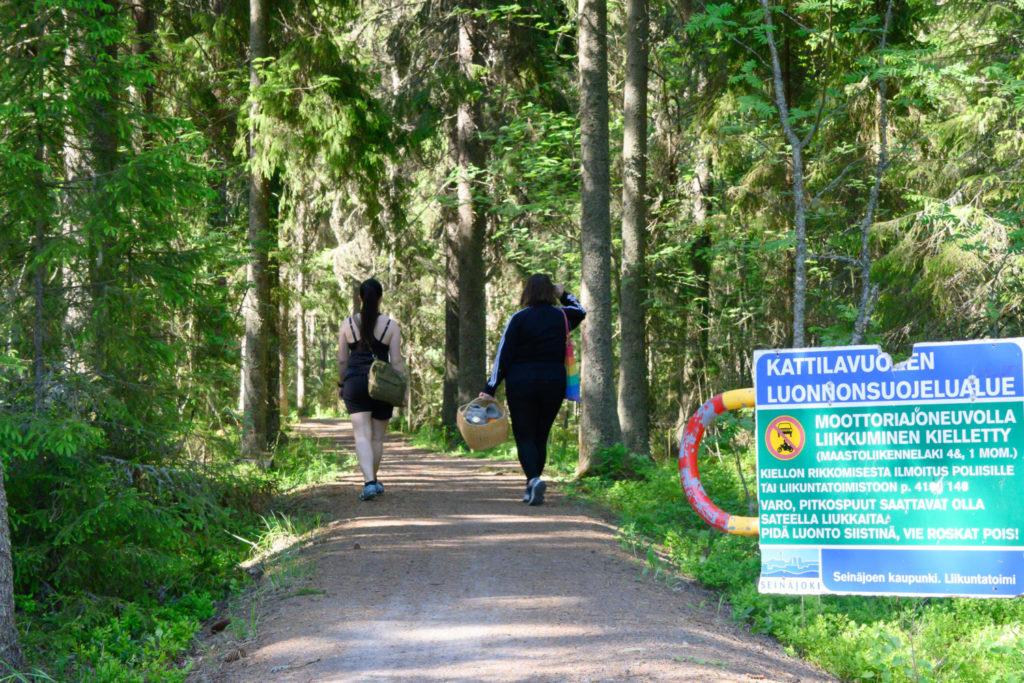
[358,278,384,347]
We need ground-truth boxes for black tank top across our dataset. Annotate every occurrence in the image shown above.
[344,316,391,379]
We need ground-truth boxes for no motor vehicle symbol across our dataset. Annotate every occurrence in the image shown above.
[765,415,805,461]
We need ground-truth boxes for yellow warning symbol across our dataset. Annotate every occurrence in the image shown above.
[765,416,805,461]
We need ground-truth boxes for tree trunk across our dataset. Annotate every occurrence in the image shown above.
[442,201,460,435]
[33,144,48,413]
[690,61,713,369]
[266,253,281,446]
[760,0,808,347]
[454,4,488,406]
[242,0,270,458]
[295,208,307,415]
[60,11,87,366]
[86,5,121,378]
[0,459,23,672]
[578,0,621,474]
[278,281,290,418]
[617,0,650,457]
[130,0,155,144]
[320,324,329,381]
[692,150,712,353]
[308,310,318,403]
[238,332,247,412]
[684,138,712,413]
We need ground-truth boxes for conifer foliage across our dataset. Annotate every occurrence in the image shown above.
[0,0,1022,677]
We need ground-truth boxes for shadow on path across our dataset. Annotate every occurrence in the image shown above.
[207,419,830,682]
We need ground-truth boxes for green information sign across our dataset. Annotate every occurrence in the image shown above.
[755,341,1024,597]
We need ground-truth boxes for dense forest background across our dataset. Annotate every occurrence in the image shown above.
[1,0,1022,678]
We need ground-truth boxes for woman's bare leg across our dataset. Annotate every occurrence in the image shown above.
[371,418,388,477]
[351,412,375,482]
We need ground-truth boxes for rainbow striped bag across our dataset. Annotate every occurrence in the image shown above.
[561,309,581,402]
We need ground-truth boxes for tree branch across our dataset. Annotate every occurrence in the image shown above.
[851,0,895,344]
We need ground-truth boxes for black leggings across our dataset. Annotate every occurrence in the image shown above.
[506,380,564,480]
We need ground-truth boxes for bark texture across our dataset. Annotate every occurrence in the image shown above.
[242,0,270,457]
[685,138,712,412]
[442,201,460,434]
[616,0,650,456]
[454,5,488,406]
[278,285,290,418]
[0,461,22,672]
[266,254,281,446]
[578,0,621,474]
[295,204,307,415]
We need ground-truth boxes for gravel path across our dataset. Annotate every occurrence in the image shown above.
[205,419,830,682]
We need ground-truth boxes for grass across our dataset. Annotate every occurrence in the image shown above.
[213,511,325,650]
[404,417,1024,682]
[14,430,355,682]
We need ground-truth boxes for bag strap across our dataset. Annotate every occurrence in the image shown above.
[378,318,391,343]
[347,316,359,342]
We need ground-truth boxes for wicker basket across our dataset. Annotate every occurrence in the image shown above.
[457,399,510,451]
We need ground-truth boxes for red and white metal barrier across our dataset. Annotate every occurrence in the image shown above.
[678,388,759,536]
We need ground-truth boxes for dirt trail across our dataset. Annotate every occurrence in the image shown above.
[202,419,830,682]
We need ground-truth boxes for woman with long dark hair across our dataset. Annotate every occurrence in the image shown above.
[480,274,585,505]
[338,278,406,501]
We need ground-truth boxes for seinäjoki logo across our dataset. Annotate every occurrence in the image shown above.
[761,548,821,579]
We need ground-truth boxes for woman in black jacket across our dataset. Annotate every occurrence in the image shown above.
[480,274,585,505]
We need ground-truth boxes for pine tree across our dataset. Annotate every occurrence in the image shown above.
[578,0,621,474]
[617,0,650,457]
[454,2,488,407]
[242,0,271,458]
[443,199,461,434]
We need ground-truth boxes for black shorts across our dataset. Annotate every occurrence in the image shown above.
[341,374,395,421]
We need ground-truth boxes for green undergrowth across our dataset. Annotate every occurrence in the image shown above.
[406,419,1024,682]
[194,509,326,660]
[12,432,353,681]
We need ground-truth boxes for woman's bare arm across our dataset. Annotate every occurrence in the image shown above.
[337,320,350,384]
[388,323,407,376]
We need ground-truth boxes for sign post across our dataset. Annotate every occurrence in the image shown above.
[754,340,1024,597]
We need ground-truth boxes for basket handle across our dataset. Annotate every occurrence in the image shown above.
[460,396,497,411]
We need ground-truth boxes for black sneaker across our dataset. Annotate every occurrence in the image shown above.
[526,477,546,506]
[521,486,530,503]
[359,483,379,501]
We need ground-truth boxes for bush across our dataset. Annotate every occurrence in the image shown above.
[5,424,349,680]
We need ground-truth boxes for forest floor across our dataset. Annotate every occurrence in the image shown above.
[189,418,831,682]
